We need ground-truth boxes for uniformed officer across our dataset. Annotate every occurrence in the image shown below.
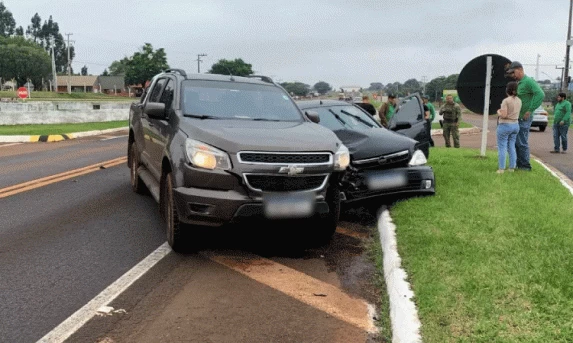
[439,94,462,148]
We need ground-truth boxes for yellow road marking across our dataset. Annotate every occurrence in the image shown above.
[0,156,127,198]
[205,251,376,333]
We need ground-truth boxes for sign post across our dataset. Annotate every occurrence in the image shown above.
[17,87,28,100]
[480,56,492,157]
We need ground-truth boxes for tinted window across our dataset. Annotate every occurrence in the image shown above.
[394,96,423,123]
[313,105,379,131]
[159,79,175,110]
[149,78,166,103]
[181,80,302,121]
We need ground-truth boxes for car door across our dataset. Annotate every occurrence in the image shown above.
[149,78,176,175]
[142,77,166,178]
[387,94,431,157]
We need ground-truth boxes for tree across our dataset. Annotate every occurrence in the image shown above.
[0,2,16,37]
[34,15,74,73]
[403,78,421,95]
[124,43,169,86]
[26,13,42,42]
[81,65,88,76]
[101,69,110,76]
[368,82,383,91]
[108,57,129,75]
[208,58,253,76]
[14,26,23,36]
[313,81,332,95]
[0,36,51,86]
[280,82,310,96]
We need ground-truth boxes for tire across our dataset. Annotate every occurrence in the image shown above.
[163,172,194,253]
[539,125,546,132]
[129,143,148,194]
[310,184,341,247]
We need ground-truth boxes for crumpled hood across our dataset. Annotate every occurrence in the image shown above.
[179,119,341,154]
[332,127,416,161]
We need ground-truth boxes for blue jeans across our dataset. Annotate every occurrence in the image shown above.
[553,123,569,151]
[516,117,533,170]
[497,123,519,169]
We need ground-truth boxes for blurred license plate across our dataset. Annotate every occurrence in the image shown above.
[365,170,408,191]
[262,191,316,219]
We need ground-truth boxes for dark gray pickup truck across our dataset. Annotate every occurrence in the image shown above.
[128,70,350,252]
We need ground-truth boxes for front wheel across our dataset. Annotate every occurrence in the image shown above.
[163,172,196,253]
[309,184,341,247]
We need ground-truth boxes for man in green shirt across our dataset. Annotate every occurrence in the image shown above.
[506,61,545,171]
[422,95,435,146]
[550,92,572,153]
[378,94,397,128]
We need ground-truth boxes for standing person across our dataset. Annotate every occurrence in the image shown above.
[378,94,397,128]
[506,61,545,171]
[551,92,572,153]
[439,94,462,148]
[356,95,377,117]
[496,81,521,174]
[422,95,435,147]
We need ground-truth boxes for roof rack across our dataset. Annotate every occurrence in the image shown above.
[164,69,187,78]
[246,75,275,84]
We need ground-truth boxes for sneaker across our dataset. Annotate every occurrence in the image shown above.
[496,169,504,174]
[550,150,559,153]
[562,151,567,154]
[508,169,515,172]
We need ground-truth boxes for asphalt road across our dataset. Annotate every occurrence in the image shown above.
[0,132,381,343]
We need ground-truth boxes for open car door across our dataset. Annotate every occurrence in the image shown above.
[387,93,431,158]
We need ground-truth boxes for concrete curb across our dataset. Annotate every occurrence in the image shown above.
[431,127,482,136]
[377,209,422,343]
[0,127,128,143]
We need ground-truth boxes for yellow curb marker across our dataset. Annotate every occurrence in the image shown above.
[0,156,127,198]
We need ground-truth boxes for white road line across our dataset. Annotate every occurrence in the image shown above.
[36,242,172,343]
[100,135,129,141]
[0,142,23,148]
[378,210,422,343]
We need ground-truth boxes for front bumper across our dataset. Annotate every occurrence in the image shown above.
[341,165,435,202]
[172,186,330,227]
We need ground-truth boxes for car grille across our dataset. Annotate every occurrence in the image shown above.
[244,174,328,192]
[352,150,410,170]
[238,152,331,164]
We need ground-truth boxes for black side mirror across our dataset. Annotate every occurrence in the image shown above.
[391,121,412,131]
[305,110,320,123]
[144,102,166,119]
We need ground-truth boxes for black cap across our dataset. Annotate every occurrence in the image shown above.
[506,61,523,73]
[421,94,429,99]
[387,93,396,98]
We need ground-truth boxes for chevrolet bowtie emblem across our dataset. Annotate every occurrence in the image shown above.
[279,165,304,176]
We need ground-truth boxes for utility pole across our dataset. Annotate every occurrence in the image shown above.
[65,33,73,94]
[197,53,207,73]
[51,45,57,92]
[421,76,427,94]
[563,0,573,92]
[535,54,540,80]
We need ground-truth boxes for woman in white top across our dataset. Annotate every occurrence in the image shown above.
[496,81,522,174]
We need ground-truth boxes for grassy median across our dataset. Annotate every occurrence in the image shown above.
[387,147,573,342]
[0,121,128,135]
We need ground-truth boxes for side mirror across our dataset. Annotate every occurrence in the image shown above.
[144,102,166,118]
[305,110,320,123]
[391,121,412,131]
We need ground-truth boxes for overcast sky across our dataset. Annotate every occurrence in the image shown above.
[5,0,571,89]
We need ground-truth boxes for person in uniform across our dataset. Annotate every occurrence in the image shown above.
[378,94,397,128]
[439,94,462,148]
[422,95,435,147]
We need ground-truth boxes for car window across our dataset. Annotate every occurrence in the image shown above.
[313,105,379,131]
[394,96,423,123]
[181,80,302,121]
[149,78,166,103]
[158,79,175,110]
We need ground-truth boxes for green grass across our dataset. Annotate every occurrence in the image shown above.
[431,121,472,129]
[366,229,392,342]
[0,121,128,135]
[0,91,135,101]
[387,147,573,342]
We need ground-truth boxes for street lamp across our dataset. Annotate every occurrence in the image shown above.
[197,54,207,73]
[563,0,573,92]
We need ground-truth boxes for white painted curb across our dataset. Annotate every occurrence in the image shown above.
[533,156,573,196]
[377,209,422,343]
[0,127,128,143]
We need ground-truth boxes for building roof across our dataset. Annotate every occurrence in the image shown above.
[57,75,98,87]
[96,75,126,89]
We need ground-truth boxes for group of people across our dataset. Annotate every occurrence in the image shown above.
[496,61,570,174]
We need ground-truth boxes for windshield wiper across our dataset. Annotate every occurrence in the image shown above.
[183,114,219,119]
[340,109,377,128]
[327,109,350,128]
[252,118,281,121]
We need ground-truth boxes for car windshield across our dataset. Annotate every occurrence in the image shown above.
[181,80,302,121]
[312,105,380,130]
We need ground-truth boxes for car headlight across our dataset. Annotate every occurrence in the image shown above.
[408,150,427,166]
[185,138,231,170]
[334,144,350,171]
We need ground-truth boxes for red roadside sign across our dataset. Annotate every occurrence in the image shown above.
[17,87,28,99]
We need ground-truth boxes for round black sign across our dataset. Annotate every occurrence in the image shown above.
[456,54,512,115]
